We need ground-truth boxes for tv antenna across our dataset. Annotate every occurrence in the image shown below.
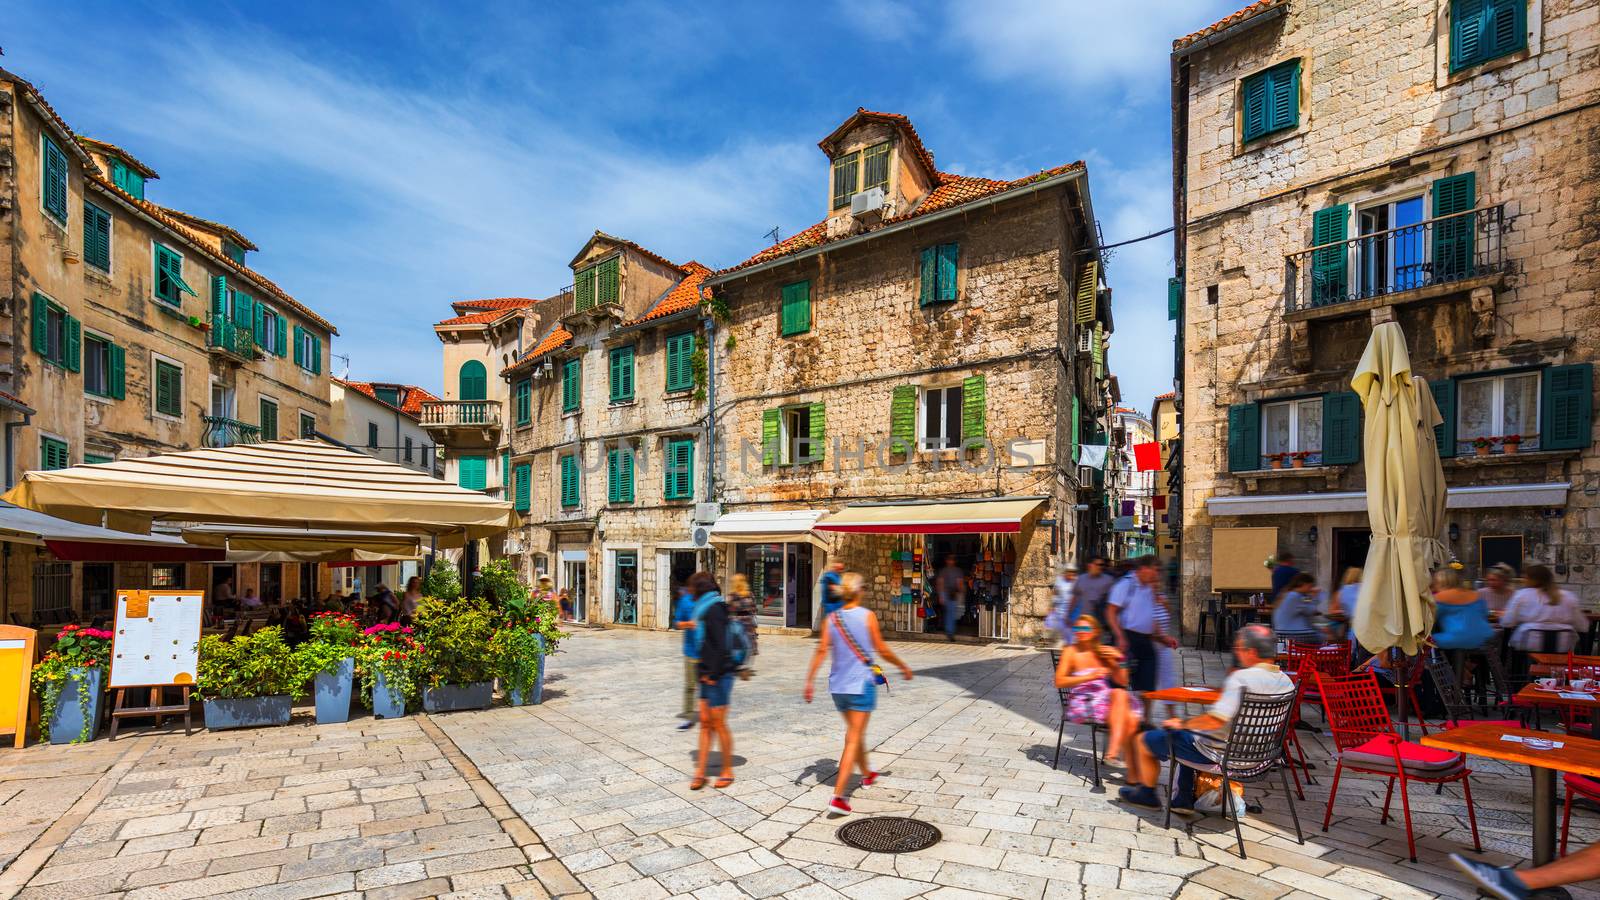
[763,225,782,245]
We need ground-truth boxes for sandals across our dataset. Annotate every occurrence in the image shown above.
[689,776,708,791]
[713,776,735,789]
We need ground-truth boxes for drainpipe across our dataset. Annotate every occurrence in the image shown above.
[703,310,717,505]
[3,396,38,490]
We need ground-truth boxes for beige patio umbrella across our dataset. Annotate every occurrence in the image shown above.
[1350,322,1447,656]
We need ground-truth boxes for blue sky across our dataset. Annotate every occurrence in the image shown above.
[8,0,1241,412]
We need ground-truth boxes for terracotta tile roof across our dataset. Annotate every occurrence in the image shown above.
[75,136,160,179]
[155,206,258,251]
[334,378,440,419]
[820,108,938,177]
[502,325,574,377]
[452,297,543,312]
[2,68,97,169]
[1172,0,1287,51]
[571,231,683,274]
[623,262,712,327]
[719,160,1085,274]
[1155,391,1176,401]
[435,309,512,327]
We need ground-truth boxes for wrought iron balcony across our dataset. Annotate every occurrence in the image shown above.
[203,416,262,448]
[207,316,256,361]
[1285,205,1508,313]
[420,400,502,429]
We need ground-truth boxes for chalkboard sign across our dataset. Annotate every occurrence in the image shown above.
[1479,535,1525,576]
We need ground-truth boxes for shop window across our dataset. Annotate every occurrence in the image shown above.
[151,564,186,588]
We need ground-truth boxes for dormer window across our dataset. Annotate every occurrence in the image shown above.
[110,159,145,200]
[222,240,246,264]
[831,142,891,210]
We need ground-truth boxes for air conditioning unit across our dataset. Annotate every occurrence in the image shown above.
[690,525,711,548]
[850,187,887,221]
[1078,465,1097,485]
[693,502,720,524]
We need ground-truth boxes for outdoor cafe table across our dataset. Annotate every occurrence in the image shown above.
[1531,652,1600,675]
[1422,722,1600,865]
[1144,686,1221,705]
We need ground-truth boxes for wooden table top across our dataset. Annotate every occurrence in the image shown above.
[1422,723,1600,777]
[1531,653,1600,667]
[1514,684,1600,709]
[1145,686,1221,704]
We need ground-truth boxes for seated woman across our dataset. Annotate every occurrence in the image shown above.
[1054,616,1142,764]
[1432,567,1494,650]
[1502,564,1589,653]
[1272,573,1323,645]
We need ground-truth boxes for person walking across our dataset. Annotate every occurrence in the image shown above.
[1106,556,1164,692]
[673,584,700,731]
[727,573,759,677]
[818,559,846,621]
[1074,557,1116,626]
[935,555,966,641]
[1045,562,1078,640]
[401,576,423,620]
[1270,549,1301,599]
[804,572,912,814]
[1271,573,1323,644]
[687,572,736,790]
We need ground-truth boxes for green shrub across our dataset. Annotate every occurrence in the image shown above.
[293,611,362,678]
[414,595,495,686]
[196,627,306,700]
[422,558,463,602]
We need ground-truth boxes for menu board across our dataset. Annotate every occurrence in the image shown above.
[110,590,203,689]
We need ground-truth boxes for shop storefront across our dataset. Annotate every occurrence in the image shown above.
[707,510,830,629]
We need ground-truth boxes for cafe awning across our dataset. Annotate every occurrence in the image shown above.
[0,501,222,562]
[1206,482,1571,517]
[2,440,513,539]
[180,525,426,563]
[707,509,831,548]
[814,496,1049,535]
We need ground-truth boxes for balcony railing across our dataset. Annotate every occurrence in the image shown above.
[1285,205,1508,313]
[208,316,256,360]
[203,416,262,448]
[420,400,502,429]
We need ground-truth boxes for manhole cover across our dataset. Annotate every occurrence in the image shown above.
[836,816,942,853]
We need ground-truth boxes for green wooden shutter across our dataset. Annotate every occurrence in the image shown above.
[501,450,511,490]
[1321,391,1362,465]
[560,454,579,507]
[211,276,228,344]
[311,336,322,374]
[607,449,621,503]
[274,314,288,357]
[918,246,937,306]
[575,267,595,311]
[1432,173,1477,282]
[232,290,253,328]
[41,138,68,223]
[515,379,532,425]
[1226,403,1261,472]
[890,385,916,451]
[610,346,634,403]
[665,332,694,392]
[458,455,487,491]
[1071,395,1081,465]
[83,202,111,270]
[1486,0,1526,59]
[936,243,959,302]
[108,343,126,400]
[762,408,780,465]
[1241,71,1270,143]
[961,375,986,441]
[293,325,305,367]
[514,463,531,512]
[1431,379,1457,457]
[781,281,810,336]
[598,258,619,305]
[1310,205,1349,306]
[65,316,81,372]
[40,437,69,471]
[1167,277,1181,321]
[252,302,267,346]
[808,403,826,462]
[1542,364,1593,451]
[831,152,858,209]
[670,440,694,499]
[1268,60,1300,133]
[1091,323,1105,380]
[460,360,488,401]
[562,359,580,411]
[31,293,49,356]
[1451,0,1488,69]
[1074,261,1098,325]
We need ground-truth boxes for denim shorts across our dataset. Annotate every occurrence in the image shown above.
[700,674,734,708]
[1140,728,1213,766]
[832,679,877,713]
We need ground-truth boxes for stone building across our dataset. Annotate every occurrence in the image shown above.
[1171,0,1600,625]
[1109,407,1158,559]
[0,66,338,622]
[704,109,1109,644]
[1152,391,1181,567]
[497,234,713,629]
[330,377,441,476]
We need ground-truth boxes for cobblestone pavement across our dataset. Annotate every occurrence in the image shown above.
[442,629,1600,900]
[3,629,1599,899]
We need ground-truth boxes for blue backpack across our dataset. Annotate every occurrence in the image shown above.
[692,593,750,668]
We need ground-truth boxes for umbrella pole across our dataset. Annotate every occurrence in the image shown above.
[1392,648,1411,741]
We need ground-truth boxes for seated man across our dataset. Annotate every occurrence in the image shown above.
[1118,623,1293,813]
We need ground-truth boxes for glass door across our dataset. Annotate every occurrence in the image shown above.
[560,551,588,623]
[613,551,638,625]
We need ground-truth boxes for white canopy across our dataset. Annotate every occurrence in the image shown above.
[706,509,831,547]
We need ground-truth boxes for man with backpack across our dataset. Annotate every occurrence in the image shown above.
[672,584,699,731]
[685,572,745,790]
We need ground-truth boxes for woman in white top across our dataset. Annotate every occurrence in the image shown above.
[1500,564,1589,652]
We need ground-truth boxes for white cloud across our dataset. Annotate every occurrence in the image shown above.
[838,0,925,44]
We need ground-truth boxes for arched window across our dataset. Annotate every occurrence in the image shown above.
[459,360,487,400]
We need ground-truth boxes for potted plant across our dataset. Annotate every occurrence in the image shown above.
[359,622,424,718]
[196,626,304,730]
[480,560,567,706]
[414,595,496,712]
[1472,435,1497,457]
[296,612,361,724]
[186,314,207,330]
[1264,452,1286,470]
[1501,433,1523,455]
[1289,451,1312,469]
[30,623,114,744]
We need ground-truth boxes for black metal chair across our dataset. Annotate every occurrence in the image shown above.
[1049,648,1107,791]
[1194,595,1225,651]
[1163,689,1303,859]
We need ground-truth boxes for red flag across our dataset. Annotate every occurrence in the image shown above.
[1153,495,1168,511]
[1133,441,1161,471]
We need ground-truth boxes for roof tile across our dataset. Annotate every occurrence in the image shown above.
[1172,0,1286,51]
[622,262,712,327]
[334,378,440,419]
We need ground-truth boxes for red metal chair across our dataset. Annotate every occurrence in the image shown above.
[1299,641,1352,725]
[1314,671,1481,862]
[1561,774,1600,856]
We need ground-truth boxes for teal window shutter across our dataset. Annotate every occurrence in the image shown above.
[607,449,620,503]
[1320,391,1362,465]
[1268,60,1300,133]
[609,345,635,403]
[780,281,811,336]
[1227,403,1261,471]
[1451,0,1526,70]
[1167,277,1182,321]
[274,313,288,357]
[1432,173,1477,282]
[41,137,68,225]
[253,303,267,347]
[562,359,581,412]
[155,361,183,417]
[212,277,229,343]
[515,379,532,425]
[501,450,511,489]
[31,293,50,357]
[1541,364,1593,451]
[935,243,959,302]
[1241,71,1269,142]
[514,463,531,512]
[560,454,580,507]
[82,202,112,271]
[666,332,695,393]
[619,448,635,502]
[1310,205,1349,306]
[1071,395,1081,466]
[761,409,780,465]
[1242,59,1300,143]
[459,360,487,401]
[961,375,986,441]
[1431,379,1457,457]
[109,343,126,400]
[918,247,937,306]
[457,455,487,491]
[40,437,69,471]
[665,439,693,500]
[890,385,916,452]
[293,325,305,367]
[312,336,322,374]
[65,315,81,373]
[808,403,826,462]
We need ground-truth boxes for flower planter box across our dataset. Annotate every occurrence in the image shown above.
[205,695,292,731]
[1503,442,1521,455]
[422,681,493,713]
[372,672,406,719]
[48,667,104,744]
[506,636,546,707]
[313,658,355,725]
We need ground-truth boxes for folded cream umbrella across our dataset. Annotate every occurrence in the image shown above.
[1350,322,1447,656]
